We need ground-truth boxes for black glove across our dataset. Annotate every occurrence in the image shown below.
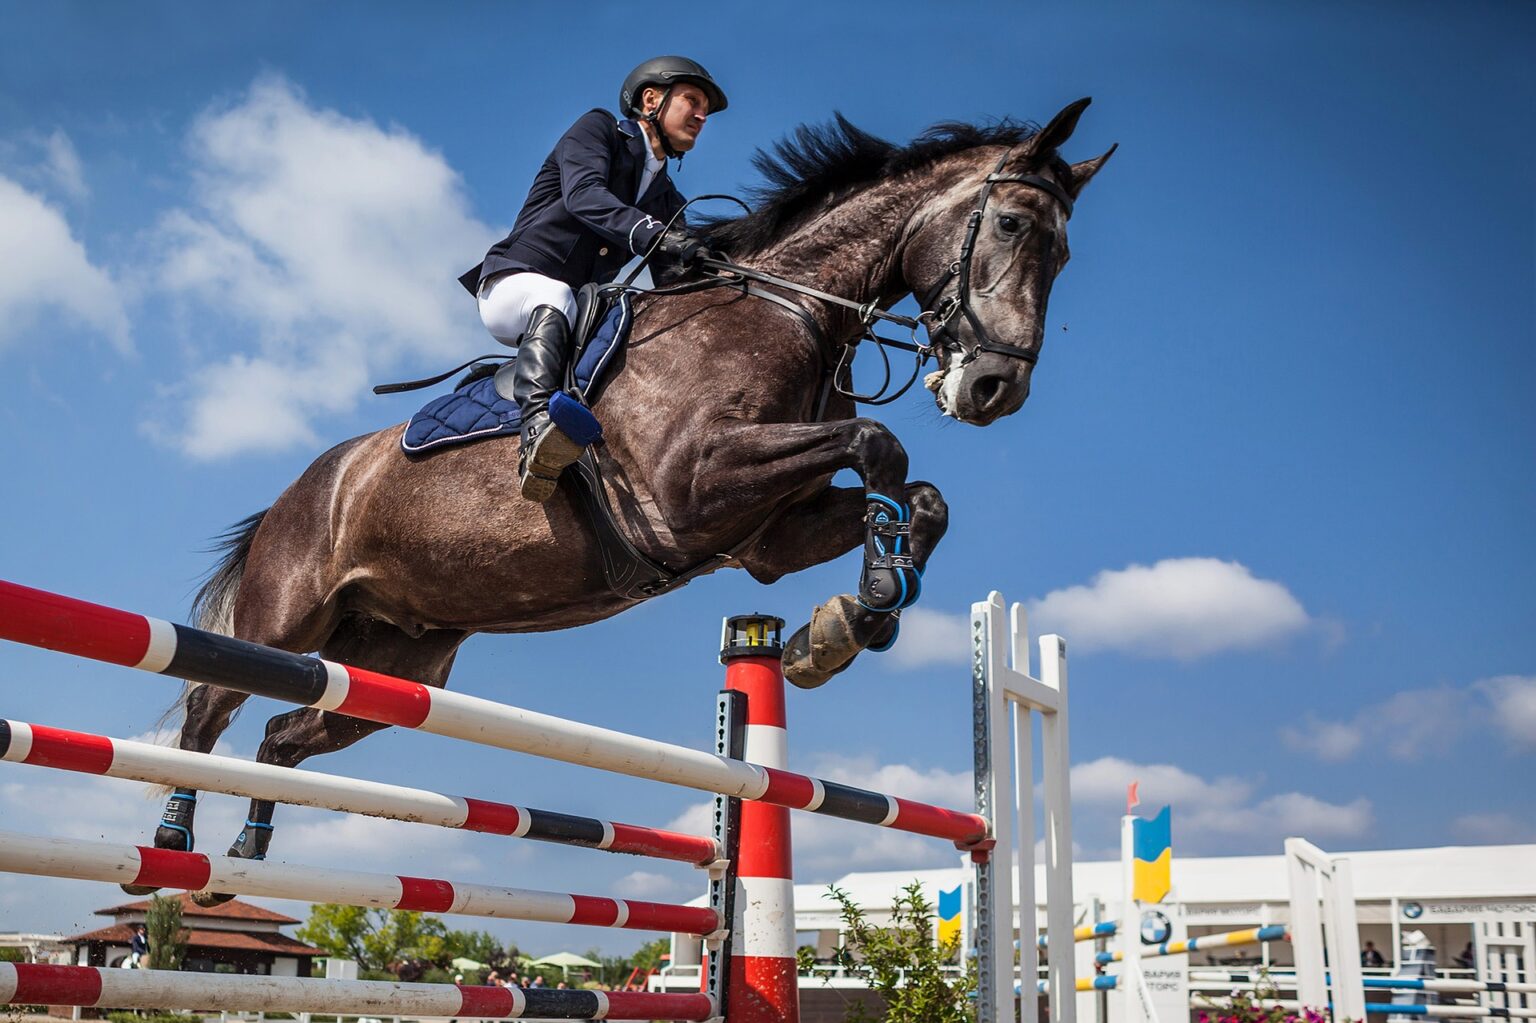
[655,228,712,266]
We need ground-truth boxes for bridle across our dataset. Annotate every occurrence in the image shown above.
[633,146,1077,406]
[914,146,1075,368]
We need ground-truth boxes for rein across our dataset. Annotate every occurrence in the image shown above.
[655,148,1076,405]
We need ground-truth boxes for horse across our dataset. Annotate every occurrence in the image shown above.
[130,99,1113,903]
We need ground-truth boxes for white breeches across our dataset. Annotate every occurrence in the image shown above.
[476,271,577,346]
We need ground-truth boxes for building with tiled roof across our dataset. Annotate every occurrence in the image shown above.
[63,893,325,977]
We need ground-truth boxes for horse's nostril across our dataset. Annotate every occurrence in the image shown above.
[973,374,1009,410]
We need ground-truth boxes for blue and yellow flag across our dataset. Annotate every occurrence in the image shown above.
[938,885,963,948]
[1131,805,1172,904]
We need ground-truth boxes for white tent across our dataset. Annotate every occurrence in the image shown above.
[529,951,602,981]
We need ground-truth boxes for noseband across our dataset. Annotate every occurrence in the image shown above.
[916,147,1074,367]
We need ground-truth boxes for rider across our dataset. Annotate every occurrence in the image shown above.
[458,56,728,502]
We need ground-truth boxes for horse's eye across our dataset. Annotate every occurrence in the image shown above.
[998,214,1028,235]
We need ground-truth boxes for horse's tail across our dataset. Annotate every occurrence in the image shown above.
[151,510,270,770]
[191,509,269,636]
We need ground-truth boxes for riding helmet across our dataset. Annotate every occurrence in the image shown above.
[620,56,729,116]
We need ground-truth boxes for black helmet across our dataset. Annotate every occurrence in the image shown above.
[620,56,728,117]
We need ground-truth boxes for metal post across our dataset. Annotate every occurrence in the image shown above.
[706,689,745,1013]
[974,594,1015,1023]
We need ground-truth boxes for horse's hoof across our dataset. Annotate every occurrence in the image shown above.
[189,822,272,905]
[783,622,831,690]
[783,594,869,690]
[120,883,160,896]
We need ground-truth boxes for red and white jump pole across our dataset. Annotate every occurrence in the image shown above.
[0,963,715,1021]
[0,718,720,865]
[0,579,988,847]
[0,829,719,934]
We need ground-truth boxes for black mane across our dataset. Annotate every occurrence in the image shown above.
[699,115,1044,256]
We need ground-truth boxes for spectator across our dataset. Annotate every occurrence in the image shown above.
[1362,942,1386,968]
[485,970,502,987]
[530,975,546,988]
[1455,944,1477,970]
[128,924,148,968]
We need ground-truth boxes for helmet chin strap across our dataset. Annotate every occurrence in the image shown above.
[642,85,685,164]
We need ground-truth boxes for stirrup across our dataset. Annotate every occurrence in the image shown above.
[519,425,583,503]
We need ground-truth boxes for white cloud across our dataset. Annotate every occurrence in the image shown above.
[1070,755,1372,850]
[1028,557,1311,660]
[1221,792,1373,840]
[42,129,88,201]
[277,809,484,876]
[1072,756,1252,809]
[612,870,695,902]
[1475,675,1536,747]
[1284,674,1535,764]
[888,607,969,668]
[1452,812,1536,845]
[148,74,495,459]
[1279,718,1363,762]
[0,175,130,351]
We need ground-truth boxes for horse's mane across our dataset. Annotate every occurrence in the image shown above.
[699,115,1046,257]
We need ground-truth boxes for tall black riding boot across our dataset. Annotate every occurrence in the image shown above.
[496,304,583,503]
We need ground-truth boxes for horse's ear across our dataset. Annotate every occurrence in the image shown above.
[1028,97,1092,160]
[1066,143,1117,198]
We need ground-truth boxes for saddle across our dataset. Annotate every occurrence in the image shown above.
[399,284,628,457]
[391,284,719,599]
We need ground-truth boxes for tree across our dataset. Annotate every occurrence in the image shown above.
[295,905,445,976]
[629,937,671,974]
[438,929,510,968]
[818,881,976,1023]
[144,894,187,971]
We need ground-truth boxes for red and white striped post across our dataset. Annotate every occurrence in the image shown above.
[721,615,799,1023]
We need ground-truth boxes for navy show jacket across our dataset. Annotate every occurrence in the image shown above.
[459,109,687,296]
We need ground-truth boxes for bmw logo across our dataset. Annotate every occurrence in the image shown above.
[1141,911,1172,945]
[1403,902,1424,920]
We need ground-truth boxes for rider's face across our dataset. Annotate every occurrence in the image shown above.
[641,83,709,152]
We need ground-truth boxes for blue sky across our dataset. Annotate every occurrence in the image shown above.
[1,1,1532,958]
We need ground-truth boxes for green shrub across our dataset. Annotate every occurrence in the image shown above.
[817,881,976,1023]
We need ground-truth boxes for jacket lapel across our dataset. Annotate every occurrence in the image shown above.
[619,118,648,203]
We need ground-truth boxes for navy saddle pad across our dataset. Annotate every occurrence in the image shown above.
[402,293,631,456]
